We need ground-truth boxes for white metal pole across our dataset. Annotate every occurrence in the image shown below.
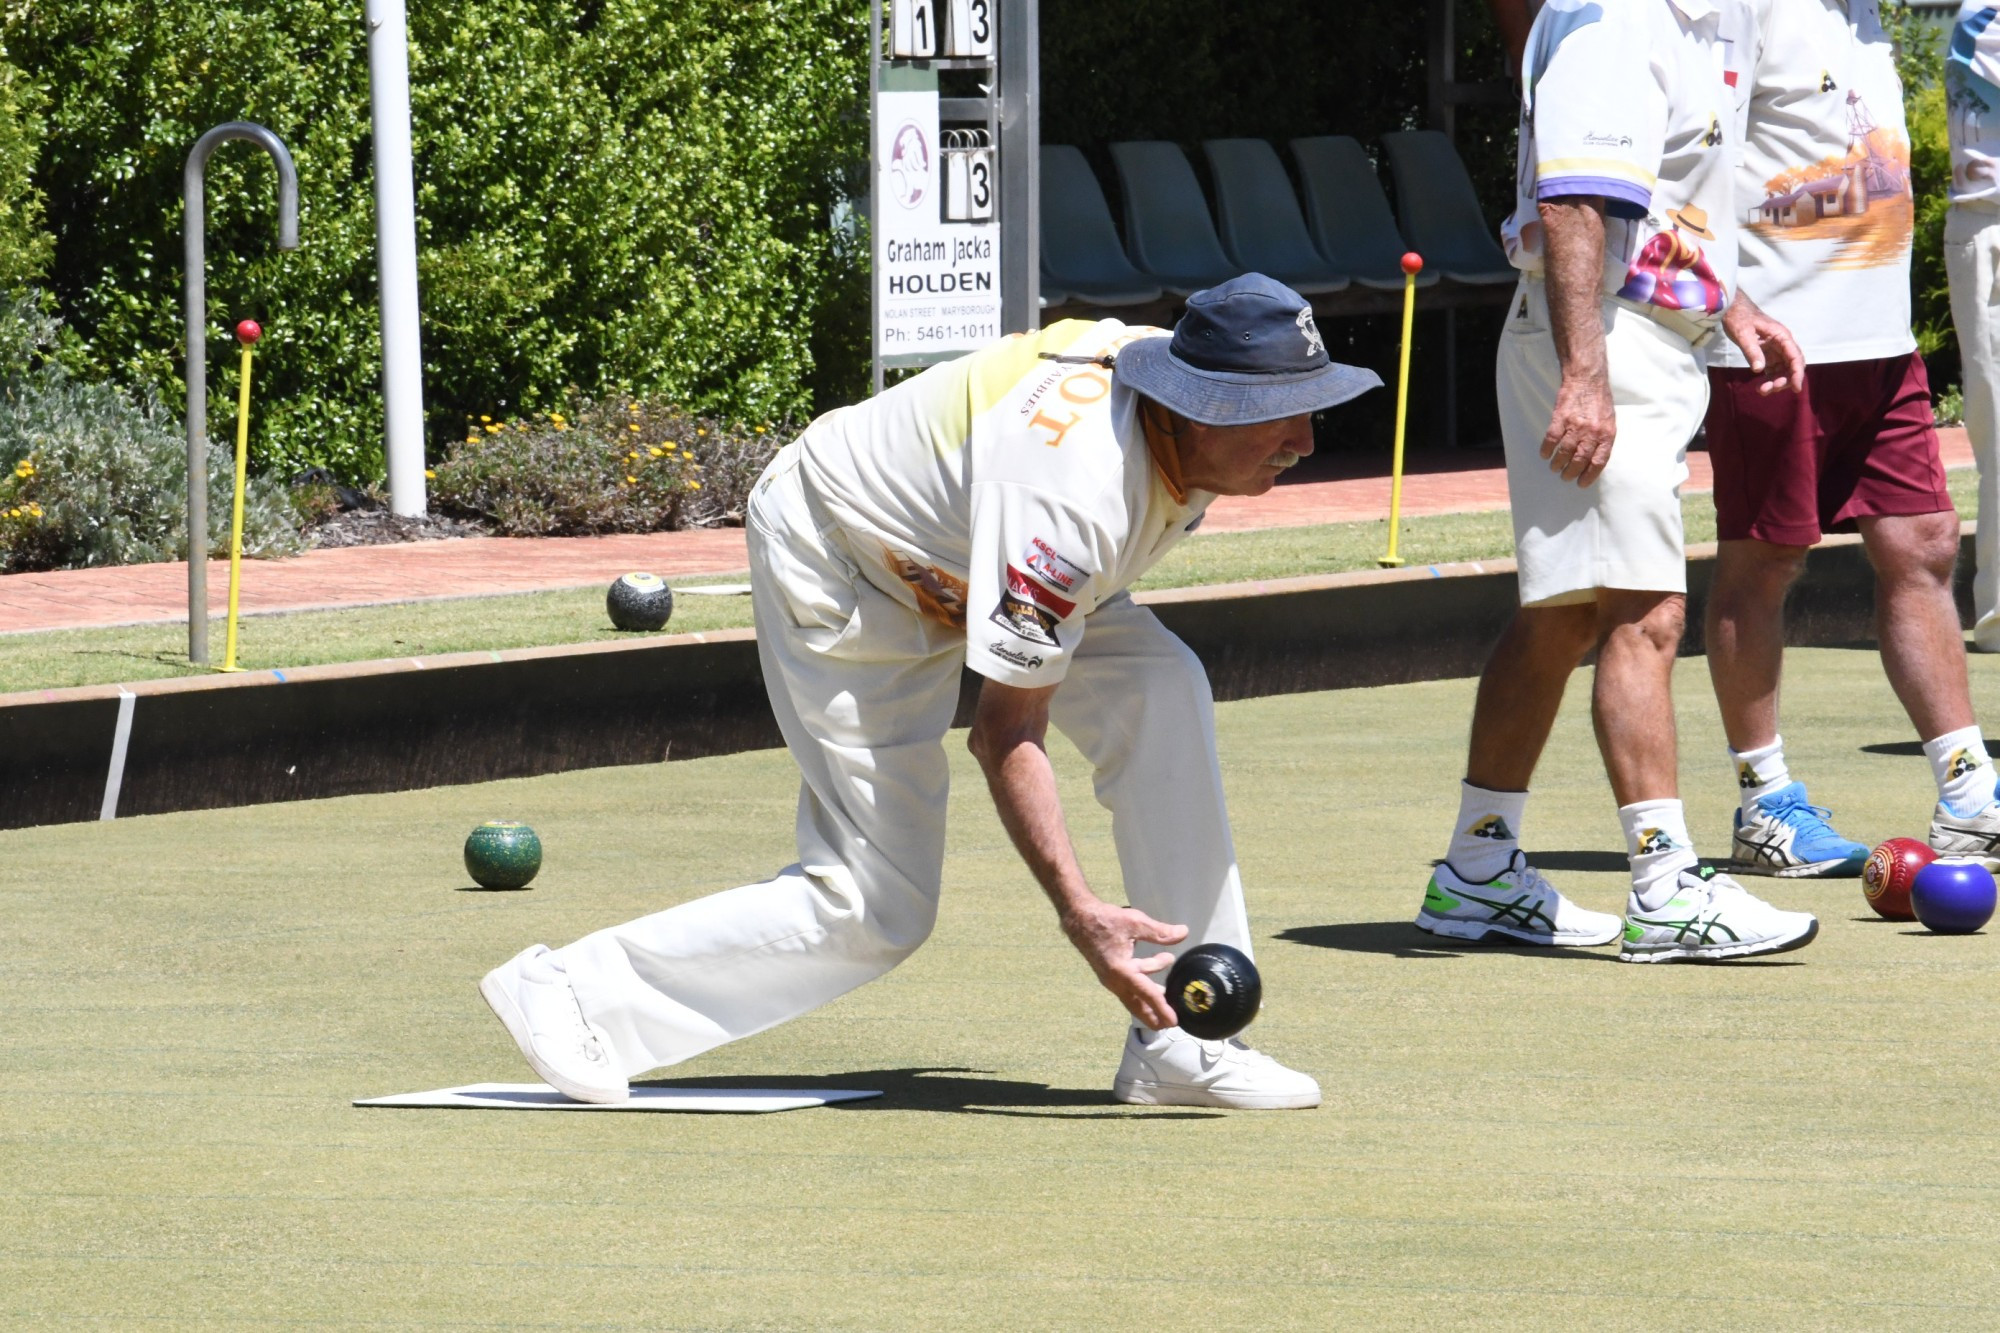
[367,0,428,517]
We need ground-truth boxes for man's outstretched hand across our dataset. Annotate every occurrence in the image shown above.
[1059,899,1189,1030]
[1722,292,1806,396]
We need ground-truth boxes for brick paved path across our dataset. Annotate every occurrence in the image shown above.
[1,428,1974,634]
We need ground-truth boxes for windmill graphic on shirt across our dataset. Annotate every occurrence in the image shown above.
[1746,88,1911,269]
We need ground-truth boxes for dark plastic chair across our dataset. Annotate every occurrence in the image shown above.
[1378,130,1516,285]
[1290,135,1441,292]
[1038,146,1163,307]
[1107,141,1239,296]
[1200,139,1349,295]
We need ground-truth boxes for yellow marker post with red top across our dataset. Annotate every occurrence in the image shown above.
[1378,252,1424,569]
[219,318,261,672]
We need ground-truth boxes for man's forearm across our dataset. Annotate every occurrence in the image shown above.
[1540,197,1610,381]
[976,734,1095,917]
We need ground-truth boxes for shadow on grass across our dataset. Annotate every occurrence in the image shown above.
[1274,921,1616,962]
[634,1067,1222,1120]
[1861,740,1926,756]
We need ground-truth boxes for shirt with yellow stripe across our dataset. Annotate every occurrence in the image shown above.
[797,319,1207,687]
[1502,0,1747,329]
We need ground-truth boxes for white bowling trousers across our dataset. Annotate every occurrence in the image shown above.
[1946,203,2000,650]
[557,445,1253,1079]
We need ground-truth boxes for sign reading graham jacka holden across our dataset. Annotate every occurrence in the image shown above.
[874,87,1001,361]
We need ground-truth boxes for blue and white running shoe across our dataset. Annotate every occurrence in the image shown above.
[1730,782,1867,879]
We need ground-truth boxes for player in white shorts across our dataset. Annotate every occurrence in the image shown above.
[1418,0,1817,961]
[477,274,1380,1107]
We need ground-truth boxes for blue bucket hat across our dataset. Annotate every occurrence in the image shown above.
[1113,273,1381,425]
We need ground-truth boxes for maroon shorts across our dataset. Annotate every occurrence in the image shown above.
[1704,351,1952,546]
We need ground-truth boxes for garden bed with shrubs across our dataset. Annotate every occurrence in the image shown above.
[1,296,787,573]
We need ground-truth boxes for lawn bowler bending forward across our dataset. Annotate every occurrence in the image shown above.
[479,275,1378,1107]
[1420,0,1822,961]
[1703,0,2000,877]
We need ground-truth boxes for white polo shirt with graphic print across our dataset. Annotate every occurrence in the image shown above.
[1502,0,1748,333]
[1712,0,1915,368]
[1948,3,2000,208]
[798,319,1214,689]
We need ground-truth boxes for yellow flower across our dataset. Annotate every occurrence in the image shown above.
[687,480,702,490]
[696,427,706,436]
[6,507,17,517]
[628,423,640,433]
[485,424,500,433]
[424,469,436,480]
[555,423,568,432]
[14,460,33,477]
[648,447,663,457]
[627,403,639,412]
[624,475,637,485]
[479,415,492,423]
[626,451,639,461]
[755,426,766,434]
[551,413,567,425]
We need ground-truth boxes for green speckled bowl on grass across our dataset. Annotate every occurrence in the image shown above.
[463,821,542,890]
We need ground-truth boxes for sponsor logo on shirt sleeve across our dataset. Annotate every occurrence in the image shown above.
[987,641,1046,671]
[989,563,1075,647]
[990,588,1061,646]
[1023,537,1087,594]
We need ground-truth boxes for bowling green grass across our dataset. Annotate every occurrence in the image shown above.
[0,467,1981,694]
[4,648,1998,1327]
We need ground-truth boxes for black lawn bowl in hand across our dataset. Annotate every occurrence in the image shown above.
[464,821,543,891]
[1166,943,1262,1040]
[606,572,674,631]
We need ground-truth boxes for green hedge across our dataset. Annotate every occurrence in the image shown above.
[6,0,869,485]
[0,56,51,296]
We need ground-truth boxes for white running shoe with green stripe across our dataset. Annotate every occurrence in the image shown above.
[1417,851,1621,947]
[1619,867,1819,963]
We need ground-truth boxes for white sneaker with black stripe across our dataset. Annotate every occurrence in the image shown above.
[1619,867,1819,963]
[1416,850,1621,947]
[1929,783,2000,870]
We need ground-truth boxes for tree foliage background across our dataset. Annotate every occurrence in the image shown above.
[5,0,870,484]
[15,1,1960,489]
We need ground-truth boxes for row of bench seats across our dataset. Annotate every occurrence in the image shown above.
[1040,130,1516,309]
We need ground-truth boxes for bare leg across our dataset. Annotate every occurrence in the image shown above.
[1592,590,1686,805]
[1863,511,1976,739]
[1704,539,1810,752]
[1465,603,1599,791]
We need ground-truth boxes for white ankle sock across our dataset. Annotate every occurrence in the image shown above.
[1730,736,1790,812]
[1445,782,1527,882]
[1925,726,1997,817]
[1620,798,1698,911]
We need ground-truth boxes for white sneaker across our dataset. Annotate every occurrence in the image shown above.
[479,944,629,1104]
[1417,851,1620,946]
[1618,868,1819,964]
[1928,790,2000,870]
[1112,1025,1321,1109]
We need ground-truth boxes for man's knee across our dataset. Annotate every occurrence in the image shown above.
[1865,510,1962,588]
[1597,591,1685,655]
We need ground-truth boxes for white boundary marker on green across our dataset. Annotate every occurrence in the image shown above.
[354,1083,883,1113]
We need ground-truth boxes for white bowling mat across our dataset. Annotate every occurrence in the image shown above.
[677,583,753,596]
[354,1083,881,1113]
